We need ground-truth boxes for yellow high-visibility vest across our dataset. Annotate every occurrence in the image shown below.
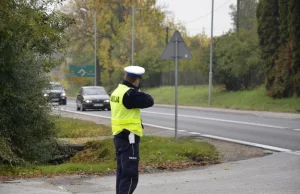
[110,84,143,137]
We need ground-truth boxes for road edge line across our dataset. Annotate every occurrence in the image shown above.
[59,109,300,155]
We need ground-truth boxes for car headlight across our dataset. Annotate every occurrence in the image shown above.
[61,93,66,97]
[44,93,49,97]
[84,100,92,103]
[104,99,109,103]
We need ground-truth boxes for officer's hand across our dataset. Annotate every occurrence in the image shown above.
[138,89,141,92]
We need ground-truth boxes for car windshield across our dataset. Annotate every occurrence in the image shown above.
[83,88,107,95]
[51,84,63,90]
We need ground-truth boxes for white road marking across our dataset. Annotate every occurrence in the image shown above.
[293,129,300,131]
[61,109,111,119]
[189,132,201,135]
[140,123,175,131]
[59,109,300,155]
[294,151,300,155]
[141,110,287,129]
[199,134,291,152]
[178,129,187,132]
[57,186,68,191]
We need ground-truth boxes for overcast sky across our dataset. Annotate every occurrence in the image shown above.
[156,0,236,36]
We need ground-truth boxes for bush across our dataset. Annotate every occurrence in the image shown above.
[214,30,263,91]
[0,137,24,165]
[0,52,59,163]
[0,0,72,164]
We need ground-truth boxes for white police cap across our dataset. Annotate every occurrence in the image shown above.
[124,66,145,78]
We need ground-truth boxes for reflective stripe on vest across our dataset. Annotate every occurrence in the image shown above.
[110,84,143,137]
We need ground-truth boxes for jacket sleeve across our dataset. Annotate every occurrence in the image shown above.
[122,89,154,109]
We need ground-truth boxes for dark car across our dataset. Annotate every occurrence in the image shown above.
[76,86,110,111]
[43,82,67,105]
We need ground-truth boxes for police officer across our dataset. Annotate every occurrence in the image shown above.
[110,66,154,194]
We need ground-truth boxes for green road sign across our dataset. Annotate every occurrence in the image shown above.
[70,64,95,77]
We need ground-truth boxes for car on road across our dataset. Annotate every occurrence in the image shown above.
[76,86,110,111]
[43,82,67,105]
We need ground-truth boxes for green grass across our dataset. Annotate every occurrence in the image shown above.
[0,163,116,178]
[71,136,219,165]
[145,85,300,112]
[0,136,219,177]
[55,117,111,138]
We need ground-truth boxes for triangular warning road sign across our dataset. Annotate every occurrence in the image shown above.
[161,30,193,60]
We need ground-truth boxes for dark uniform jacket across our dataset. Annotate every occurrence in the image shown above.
[121,80,154,109]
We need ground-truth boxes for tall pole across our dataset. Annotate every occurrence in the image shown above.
[174,37,178,142]
[132,5,135,66]
[237,0,240,33]
[208,0,214,105]
[166,27,169,45]
[165,16,171,85]
[165,27,169,87]
[94,12,97,86]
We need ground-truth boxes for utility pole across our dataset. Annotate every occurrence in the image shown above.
[237,0,240,33]
[166,27,171,86]
[166,27,169,45]
[94,12,97,86]
[166,26,169,86]
[137,7,143,53]
[208,0,214,105]
[79,8,98,85]
[132,5,135,66]
[139,8,142,26]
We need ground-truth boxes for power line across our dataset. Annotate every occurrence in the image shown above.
[187,27,232,30]
[184,0,233,24]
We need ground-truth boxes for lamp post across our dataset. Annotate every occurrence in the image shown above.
[80,8,97,86]
[208,0,214,105]
[93,12,97,86]
[132,5,135,66]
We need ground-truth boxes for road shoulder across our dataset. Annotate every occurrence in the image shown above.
[58,111,268,163]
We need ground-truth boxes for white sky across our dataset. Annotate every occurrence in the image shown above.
[156,0,236,36]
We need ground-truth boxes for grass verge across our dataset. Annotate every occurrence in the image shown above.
[145,85,300,112]
[0,137,219,178]
[55,117,111,138]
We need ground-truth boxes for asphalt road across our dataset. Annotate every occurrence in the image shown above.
[60,99,300,153]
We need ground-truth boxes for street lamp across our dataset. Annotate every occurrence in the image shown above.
[80,8,97,86]
[208,0,214,105]
[132,5,144,66]
[132,5,135,66]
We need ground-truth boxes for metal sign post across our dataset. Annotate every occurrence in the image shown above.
[161,31,192,142]
[174,37,178,142]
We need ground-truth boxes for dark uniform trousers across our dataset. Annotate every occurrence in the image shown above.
[114,130,140,194]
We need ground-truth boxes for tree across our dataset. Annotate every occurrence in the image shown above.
[214,30,263,91]
[178,32,211,88]
[0,0,72,164]
[257,0,300,97]
[208,0,263,91]
[257,0,280,97]
[64,0,167,88]
[289,0,300,96]
[271,0,293,97]
[66,0,169,87]
[230,0,258,31]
